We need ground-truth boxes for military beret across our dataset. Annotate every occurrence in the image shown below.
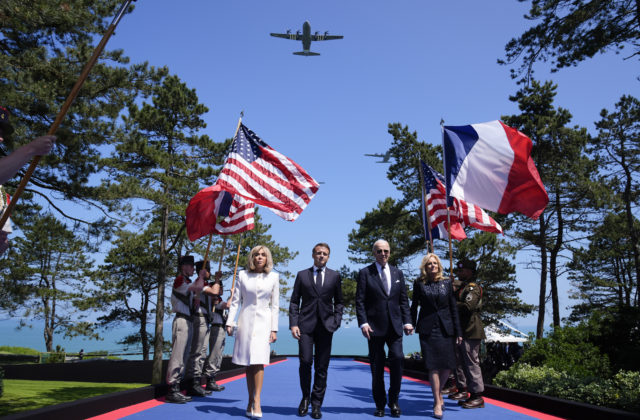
[0,106,14,135]
[456,259,476,272]
[179,255,195,267]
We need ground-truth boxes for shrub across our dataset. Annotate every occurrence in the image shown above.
[0,366,4,397]
[519,324,611,377]
[494,364,640,412]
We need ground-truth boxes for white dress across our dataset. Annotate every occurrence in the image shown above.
[226,270,279,366]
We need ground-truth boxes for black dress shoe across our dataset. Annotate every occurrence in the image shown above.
[389,403,401,417]
[310,406,322,419]
[374,408,385,417]
[298,397,310,416]
[461,396,484,409]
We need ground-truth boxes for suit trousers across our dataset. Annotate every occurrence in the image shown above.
[203,324,226,379]
[186,315,210,379]
[454,338,484,393]
[166,315,193,385]
[299,323,334,406]
[368,329,404,408]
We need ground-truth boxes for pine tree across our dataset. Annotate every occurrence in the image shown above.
[502,80,595,337]
[1,213,97,352]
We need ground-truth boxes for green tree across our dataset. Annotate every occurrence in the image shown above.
[455,232,534,322]
[592,95,640,299]
[101,73,225,383]
[502,80,594,337]
[0,0,158,228]
[568,213,638,321]
[500,0,640,83]
[88,227,161,360]
[1,213,97,352]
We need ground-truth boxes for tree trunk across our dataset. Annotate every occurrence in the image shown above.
[536,216,548,339]
[141,309,149,361]
[622,159,640,308]
[550,192,563,327]
[151,205,170,384]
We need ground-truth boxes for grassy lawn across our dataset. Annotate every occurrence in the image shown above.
[0,379,149,417]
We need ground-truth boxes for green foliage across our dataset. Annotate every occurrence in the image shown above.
[568,213,639,321]
[494,364,640,412]
[0,346,40,356]
[338,265,358,323]
[455,232,534,321]
[502,79,594,335]
[0,0,158,227]
[518,324,611,377]
[500,0,640,83]
[44,345,66,364]
[1,213,99,351]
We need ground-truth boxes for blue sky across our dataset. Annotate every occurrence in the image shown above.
[103,0,637,329]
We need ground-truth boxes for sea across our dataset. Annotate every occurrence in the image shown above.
[0,315,535,360]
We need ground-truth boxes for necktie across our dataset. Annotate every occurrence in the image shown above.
[315,268,323,287]
[381,266,389,294]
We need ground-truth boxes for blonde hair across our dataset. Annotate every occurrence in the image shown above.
[247,245,274,273]
[419,253,444,283]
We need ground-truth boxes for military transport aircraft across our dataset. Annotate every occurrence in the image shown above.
[270,21,343,56]
[364,152,392,163]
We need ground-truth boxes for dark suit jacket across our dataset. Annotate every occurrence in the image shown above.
[410,278,461,337]
[355,263,412,337]
[289,266,344,333]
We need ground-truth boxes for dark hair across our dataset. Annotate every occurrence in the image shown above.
[313,243,330,254]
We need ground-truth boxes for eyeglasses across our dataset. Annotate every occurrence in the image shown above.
[375,249,390,254]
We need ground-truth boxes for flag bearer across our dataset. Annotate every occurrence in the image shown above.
[165,255,204,404]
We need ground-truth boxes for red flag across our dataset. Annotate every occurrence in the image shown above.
[186,184,254,241]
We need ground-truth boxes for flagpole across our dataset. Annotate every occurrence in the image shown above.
[216,237,227,272]
[0,0,136,228]
[230,235,243,297]
[446,208,454,279]
[440,119,454,278]
[417,157,434,254]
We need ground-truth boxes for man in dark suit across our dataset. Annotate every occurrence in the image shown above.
[356,239,413,418]
[290,243,344,419]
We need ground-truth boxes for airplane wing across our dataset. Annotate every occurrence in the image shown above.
[270,33,302,41]
[311,34,344,41]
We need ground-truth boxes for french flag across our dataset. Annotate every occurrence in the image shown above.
[442,120,548,220]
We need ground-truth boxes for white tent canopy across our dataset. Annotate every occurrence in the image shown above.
[484,320,529,343]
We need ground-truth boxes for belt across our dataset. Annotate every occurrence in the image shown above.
[175,313,193,322]
[211,323,224,327]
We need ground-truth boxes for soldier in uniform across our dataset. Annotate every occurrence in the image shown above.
[449,259,486,409]
[165,255,205,404]
[202,269,232,392]
[185,260,216,397]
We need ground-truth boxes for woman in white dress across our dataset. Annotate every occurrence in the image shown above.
[226,245,279,418]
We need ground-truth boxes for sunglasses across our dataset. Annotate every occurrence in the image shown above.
[375,249,390,254]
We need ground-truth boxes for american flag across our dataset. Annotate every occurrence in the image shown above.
[421,161,502,241]
[186,184,255,241]
[217,124,319,221]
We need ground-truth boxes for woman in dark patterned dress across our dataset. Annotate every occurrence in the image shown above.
[410,253,462,419]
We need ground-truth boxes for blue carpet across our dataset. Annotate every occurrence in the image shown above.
[120,358,551,419]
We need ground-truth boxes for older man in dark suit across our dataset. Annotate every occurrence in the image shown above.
[290,243,344,419]
[356,239,413,418]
